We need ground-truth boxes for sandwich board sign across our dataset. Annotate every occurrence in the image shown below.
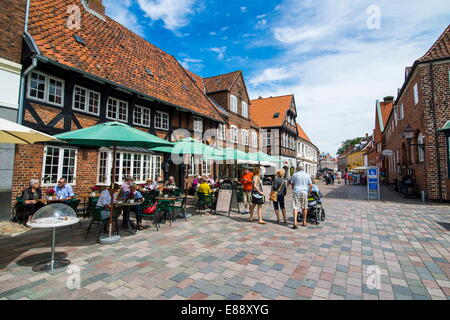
[367,166,380,201]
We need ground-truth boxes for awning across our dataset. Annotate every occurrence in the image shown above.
[439,121,450,132]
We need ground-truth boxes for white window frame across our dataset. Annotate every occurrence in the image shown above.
[242,101,248,118]
[230,95,238,113]
[41,146,78,187]
[193,117,203,132]
[72,85,101,116]
[28,71,65,107]
[242,129,249,146]
[107,97,128,122]
[413,83,419,105]
[188,155,198,176]
[399,104,404,120]
[263,131,271,147]
[202,156,211,175]
[154,111,169,130]
[97,149,162,185]
[217,124,225,140]
[252,132,258,148]
[230,125,238,143]
[133,105,151,127]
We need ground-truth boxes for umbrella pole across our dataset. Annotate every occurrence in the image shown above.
[109,144,117,238]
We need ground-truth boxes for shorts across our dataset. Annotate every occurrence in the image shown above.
[292,193,308,211]
[273,195,285,210]
[243,190,252,207]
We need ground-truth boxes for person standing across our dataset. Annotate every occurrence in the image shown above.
[344,171,349,185]
[291,166,313,229]
[337,171,342,184]
[330,172,335,185]
[272,170,287,224]
[240,168,253,214]
[249,168,265,225]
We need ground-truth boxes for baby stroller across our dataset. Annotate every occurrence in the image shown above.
[298,185,326,225]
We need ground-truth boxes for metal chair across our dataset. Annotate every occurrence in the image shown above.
[156,200,175,226]
[173,194,188,221]
[85,207,120,240]
[196,192,213,214]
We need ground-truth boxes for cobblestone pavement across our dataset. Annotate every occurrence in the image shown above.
[1,183,449,300]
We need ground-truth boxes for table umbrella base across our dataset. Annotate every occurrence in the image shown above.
[33,259,71,272]
[99,235,121,244]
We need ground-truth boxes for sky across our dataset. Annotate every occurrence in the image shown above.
[103,0,450,157]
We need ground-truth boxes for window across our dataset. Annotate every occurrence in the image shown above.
[230,95,238,113]
[193,117,203,132]
[155,111,169,130]
[252,132,258,148]
[231,125,238,143]
[42,146,77,186]
[97,150,162,185]
[217,124,225,140]
[262,131,271,146]
[242,102,248,118]
[107,97,128,122]
[133,105,151,127]
[399,104,404,120]
[202,157,211,175]
[188,155,198,176]
[418,133,425,162]
[242,130,249,146]
[28,71,64,106]
[413,83,419,105]
[73,85,100,115]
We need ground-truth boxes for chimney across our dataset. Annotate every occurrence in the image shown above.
[383,96,394,102]
[86,0,105,16]
[258,96,263,99]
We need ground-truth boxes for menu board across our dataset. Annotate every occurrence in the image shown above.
[215,189,233,215]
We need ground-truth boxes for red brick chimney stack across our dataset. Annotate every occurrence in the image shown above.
[87,0,105,16]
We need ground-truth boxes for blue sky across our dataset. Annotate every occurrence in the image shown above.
[104,0,450,156]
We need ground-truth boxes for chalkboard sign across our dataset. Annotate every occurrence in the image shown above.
[215,189,233,215]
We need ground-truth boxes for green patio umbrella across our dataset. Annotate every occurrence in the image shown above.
[249,152,283,163]
[54,122,173,243]
[150,137,224,157]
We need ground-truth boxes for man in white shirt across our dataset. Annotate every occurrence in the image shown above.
[290,166,313,229]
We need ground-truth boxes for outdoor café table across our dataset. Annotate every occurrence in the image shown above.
[113,200,144,231]
[27,210,79,272]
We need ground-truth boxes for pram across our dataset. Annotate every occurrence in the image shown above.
[298,185,326,225]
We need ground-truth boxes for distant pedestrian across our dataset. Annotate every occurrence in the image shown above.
[249,168,265,225]
[337,171,342,184]
[330,173,335,185]
[272,169,287,224]
[291,166,313,229]
[344,171,349,185]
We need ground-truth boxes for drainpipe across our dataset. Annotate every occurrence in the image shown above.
[17,0,37,124]
[429,62,443,202]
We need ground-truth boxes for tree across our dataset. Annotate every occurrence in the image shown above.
[337,137,364,155]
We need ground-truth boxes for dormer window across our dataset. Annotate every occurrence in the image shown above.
[230,95,238,113]
[273,113,280,118]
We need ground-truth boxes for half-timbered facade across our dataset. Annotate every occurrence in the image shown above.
[250,95,299,177]
[11,0,225,201]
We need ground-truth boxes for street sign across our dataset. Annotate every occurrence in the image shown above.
[367,166,380,200]
[382,149,394,156]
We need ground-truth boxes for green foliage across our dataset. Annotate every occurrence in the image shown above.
[337,137,364,155]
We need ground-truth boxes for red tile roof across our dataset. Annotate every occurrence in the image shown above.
[27,0,223,122]
[203,71,241,93]
[418,24,450,62]
[249,95,294,128]
[296,123,311,143]
[380,101,394,129]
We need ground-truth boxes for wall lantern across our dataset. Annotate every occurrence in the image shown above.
[403,124,425,151]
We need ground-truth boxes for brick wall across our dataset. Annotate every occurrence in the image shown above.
[0,0,26,63]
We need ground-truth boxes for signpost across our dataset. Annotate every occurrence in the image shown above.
[367,166,380,201]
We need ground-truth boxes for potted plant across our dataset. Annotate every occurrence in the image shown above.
[46,188,55,200]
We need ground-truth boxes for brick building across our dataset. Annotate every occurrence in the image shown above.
[9,0,228,209]
[372,97,395,175]
[382,24,449,201]
[0,0,26,219]
[296,123,319,177]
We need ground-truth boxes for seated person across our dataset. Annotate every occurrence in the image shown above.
[192,175,201,190]
[54,178,74,203]
[197,177,212,196]
[164,176,176,189]
[122,182,145,231]
[121,176,133,194]
[96,184,120,221]
[143,178,158,191]
[22,179,45,226]
[207,176,215,186]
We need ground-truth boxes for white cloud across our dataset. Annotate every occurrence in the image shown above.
[249,0,450,156]
[103,0,143,35]
[137,0,197,31]
[210,31,217,36]
[180,57,203,71]
[240,7,247,13]
[221,26,229,31]
[209,47,227,60]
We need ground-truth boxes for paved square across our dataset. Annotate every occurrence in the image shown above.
[1,184,449,300]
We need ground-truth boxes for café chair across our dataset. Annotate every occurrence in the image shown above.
[156,200,175,226]
[85,207,120,241]
[196,193,213,215]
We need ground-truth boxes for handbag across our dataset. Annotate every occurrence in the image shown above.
[143,202,157,215]
[251,178,265,203]
[270,180,285,202]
